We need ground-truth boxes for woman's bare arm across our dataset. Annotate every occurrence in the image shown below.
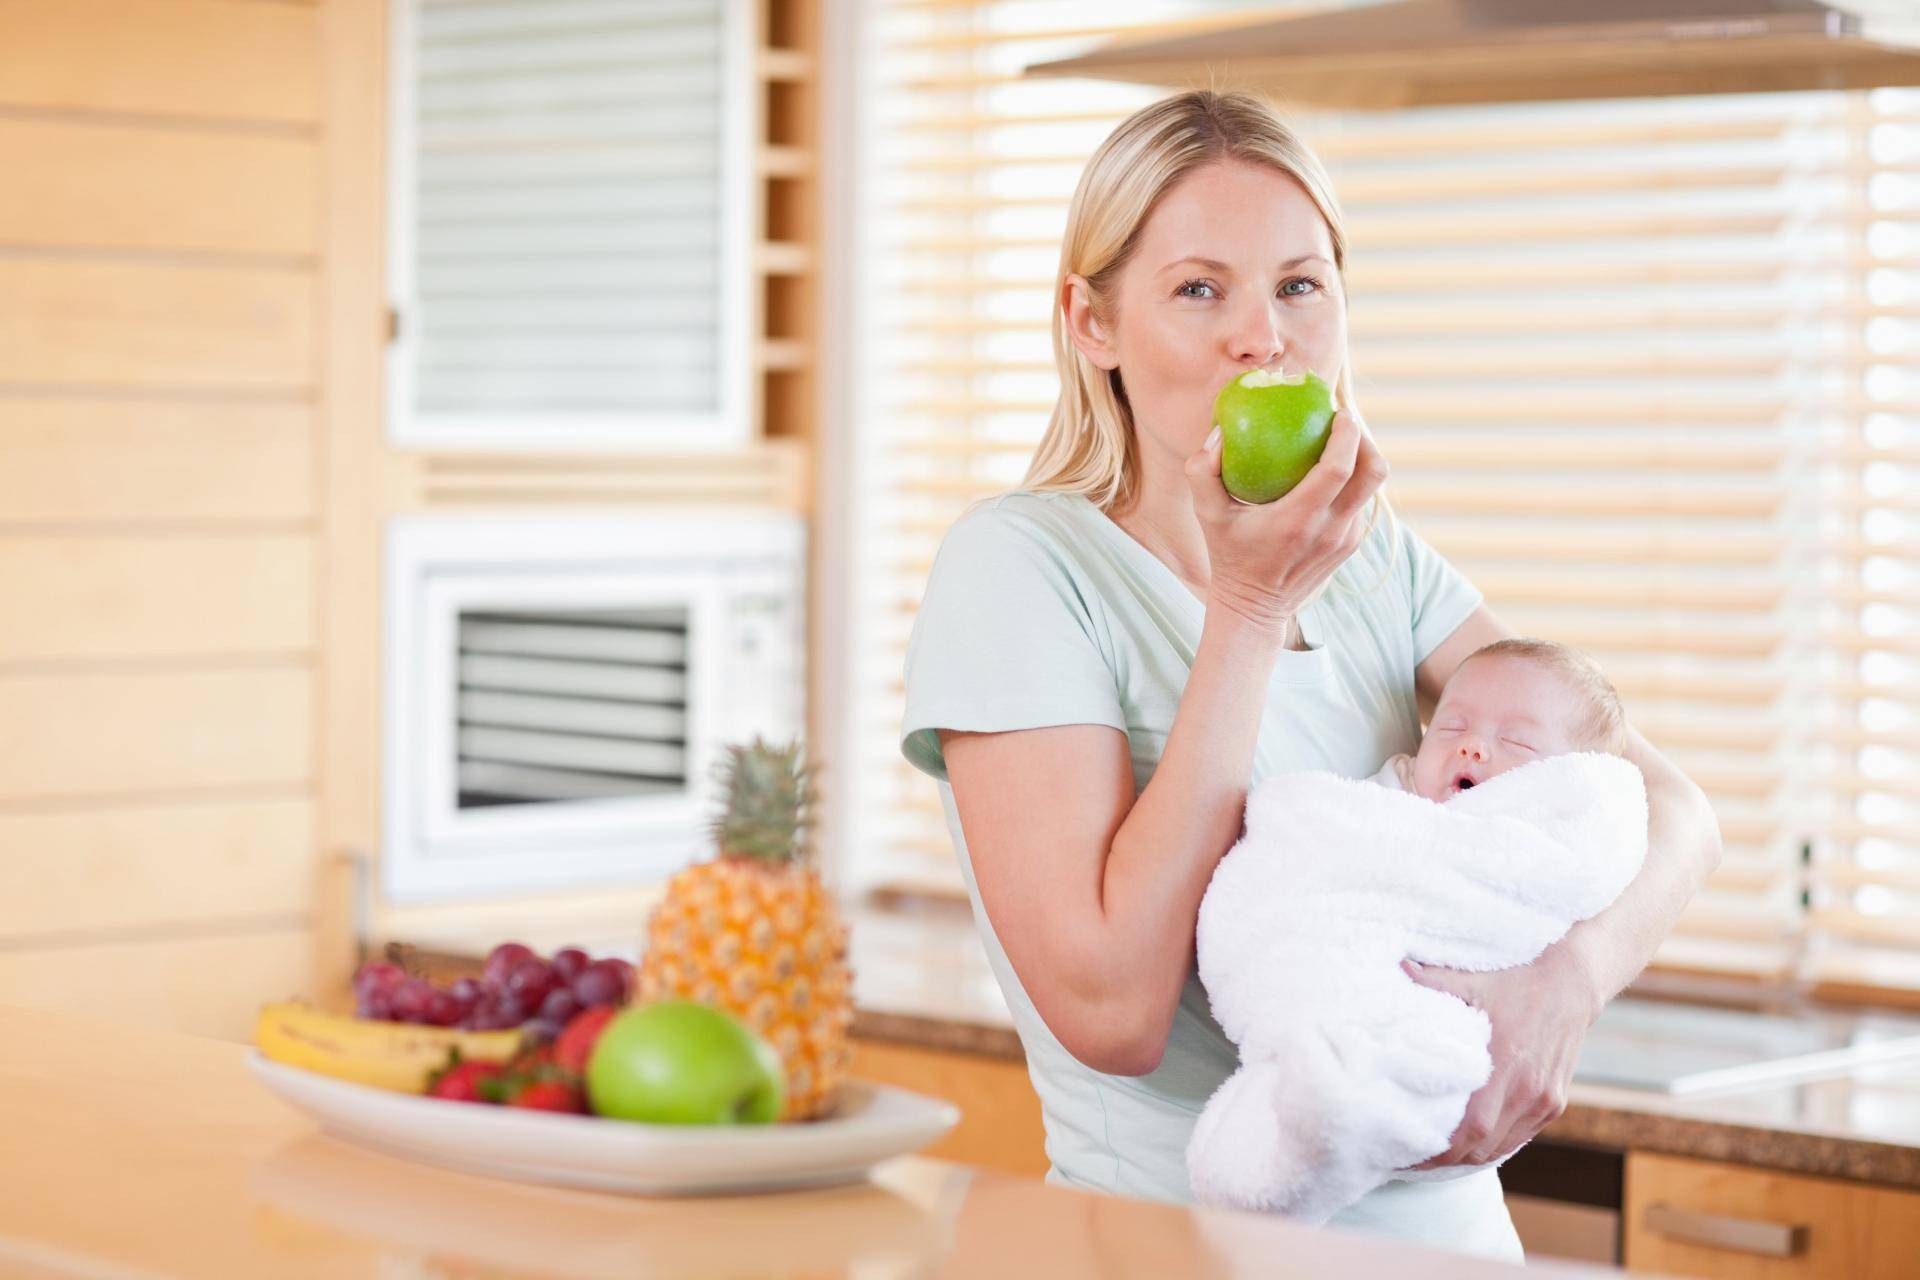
[940,603,1285,1075]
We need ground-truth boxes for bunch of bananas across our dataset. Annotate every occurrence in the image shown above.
[255,1001,524,1093]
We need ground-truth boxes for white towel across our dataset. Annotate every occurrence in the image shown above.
[1186,751,1648,1224]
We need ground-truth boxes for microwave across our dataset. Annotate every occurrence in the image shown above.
[381,510,805,903]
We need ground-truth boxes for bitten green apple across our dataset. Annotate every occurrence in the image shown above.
[585,999,785,1125]
[1213,367,1337,504]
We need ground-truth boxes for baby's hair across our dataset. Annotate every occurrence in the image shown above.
[1462,638,1628,755]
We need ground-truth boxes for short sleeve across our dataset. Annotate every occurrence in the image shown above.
[900,504,1128,782]
[1402,519,1484,664]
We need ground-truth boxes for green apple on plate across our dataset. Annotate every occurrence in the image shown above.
[585,999,785,1125]
[1213,366,1338,504]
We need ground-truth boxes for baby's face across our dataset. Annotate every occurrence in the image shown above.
[1412,654,1589,803]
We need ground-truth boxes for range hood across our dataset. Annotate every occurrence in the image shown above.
[1024,0,1920,111]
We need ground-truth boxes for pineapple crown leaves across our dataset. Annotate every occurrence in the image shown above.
[707,736,820,866]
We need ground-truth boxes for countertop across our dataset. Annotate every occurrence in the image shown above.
[0,1003,1631,1278]
[840,900,1920,1192]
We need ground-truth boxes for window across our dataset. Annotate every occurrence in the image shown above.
[386,0,756,451]
[843,0,1920,1002]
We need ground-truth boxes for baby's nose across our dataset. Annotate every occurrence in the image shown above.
[1458,739,1488,762]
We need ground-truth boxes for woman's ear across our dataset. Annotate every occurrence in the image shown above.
[1061,274,1121,371]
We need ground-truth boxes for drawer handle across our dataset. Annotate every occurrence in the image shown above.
[1643,1202,1809,1258]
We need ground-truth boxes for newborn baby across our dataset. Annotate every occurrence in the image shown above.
[1375,636,1630,801]
[1187,638,1648,1224]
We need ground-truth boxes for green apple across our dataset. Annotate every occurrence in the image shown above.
[1213,367,1338,504]
[585,999,785,1125]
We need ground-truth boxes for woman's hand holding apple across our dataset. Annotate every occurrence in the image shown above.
[1183,394,1390,638]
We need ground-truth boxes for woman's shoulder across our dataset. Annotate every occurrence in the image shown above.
[934,489,1097,571]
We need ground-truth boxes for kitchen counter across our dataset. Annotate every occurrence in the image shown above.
[843,900,1920,1193]
[0,1003,1629,1278]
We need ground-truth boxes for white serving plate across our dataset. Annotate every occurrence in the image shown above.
[246,1050,961,1195]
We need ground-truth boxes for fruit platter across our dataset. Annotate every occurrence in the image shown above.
[250,739,961,1194]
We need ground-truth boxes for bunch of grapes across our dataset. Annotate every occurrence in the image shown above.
[352,943,633,1043]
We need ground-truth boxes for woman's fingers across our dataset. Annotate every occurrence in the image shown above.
[1273,408,1362,514]
[1327,416,1390,523]
[1183,425,1232,516]
[1401,958,1479,1006]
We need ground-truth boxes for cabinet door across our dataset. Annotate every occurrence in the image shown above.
[1624,1151,1920,1279]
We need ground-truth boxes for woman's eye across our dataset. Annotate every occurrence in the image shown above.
[1173,276,1326,300]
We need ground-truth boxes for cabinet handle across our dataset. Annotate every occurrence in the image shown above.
[1643,1202,1808,1258]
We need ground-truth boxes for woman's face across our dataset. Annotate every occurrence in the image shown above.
[1066,159,1347,467]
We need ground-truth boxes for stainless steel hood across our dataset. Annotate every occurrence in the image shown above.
[1024,1,1920,110]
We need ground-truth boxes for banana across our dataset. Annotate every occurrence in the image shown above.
[254,1001,524,1094]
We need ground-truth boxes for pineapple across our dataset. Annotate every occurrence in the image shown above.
[636,737,854,1121]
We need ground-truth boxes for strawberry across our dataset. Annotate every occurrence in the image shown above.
[554,1005,620,1075]
[506,1079,586,1113]
[428,1059,505,1104]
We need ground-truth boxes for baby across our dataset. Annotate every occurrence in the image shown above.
[1374,637,1629,803]
[1187,637,1648,1224]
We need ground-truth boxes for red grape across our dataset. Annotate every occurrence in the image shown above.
[507,957,557,1006]
[424,990,461,1027]
[352,962,405,1008]
[492,991,530,1025]
[390,979,433,1024]
[552,947,590,981]
[523,1017,562,1045]
[539,988,580,1024]
[571,961,623,1008]
[483,942,535,986]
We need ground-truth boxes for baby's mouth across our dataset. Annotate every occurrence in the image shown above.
[1449,771,1478,796]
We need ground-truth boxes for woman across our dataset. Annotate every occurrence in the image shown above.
[899,90,1720,1259]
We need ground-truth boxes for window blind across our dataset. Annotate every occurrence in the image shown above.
[846,0,1920,999]
[388,0,754,449]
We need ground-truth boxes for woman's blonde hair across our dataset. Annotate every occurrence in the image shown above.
[1021,89,1394,590]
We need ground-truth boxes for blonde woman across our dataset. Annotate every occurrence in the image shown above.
[899,90,1719,1258]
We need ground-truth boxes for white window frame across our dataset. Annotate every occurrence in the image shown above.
[383,0,758,453]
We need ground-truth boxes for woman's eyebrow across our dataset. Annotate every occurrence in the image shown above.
[1161,254,1332,274]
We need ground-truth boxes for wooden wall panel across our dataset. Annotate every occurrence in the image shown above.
[0,669,311,803]
[0,535,313,662]
[0,0,320,124]
[0,119,319,256]
[0,260,314,390]
[0,399,315,525]
[0,799,313,940]
[0,930,313,1043]
[0,0,325,1042]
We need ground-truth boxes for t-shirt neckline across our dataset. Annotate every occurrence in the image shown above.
[1059,492,1330,667]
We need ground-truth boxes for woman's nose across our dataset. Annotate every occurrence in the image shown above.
[1230,304,1286,367]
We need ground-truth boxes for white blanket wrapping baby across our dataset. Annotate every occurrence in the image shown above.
[1186,752,1648,1224]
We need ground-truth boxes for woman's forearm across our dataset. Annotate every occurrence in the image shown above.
[1097,597,1285,1063]
[1557,725,1724,1010]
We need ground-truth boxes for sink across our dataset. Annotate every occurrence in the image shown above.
[1573,997,1920,1095]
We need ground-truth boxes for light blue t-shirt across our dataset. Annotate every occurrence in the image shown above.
[899,489,1524,1261]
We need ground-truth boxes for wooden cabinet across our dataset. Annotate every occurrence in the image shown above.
[849,1037,1048,1178]
[1624,1152,1920,1279]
